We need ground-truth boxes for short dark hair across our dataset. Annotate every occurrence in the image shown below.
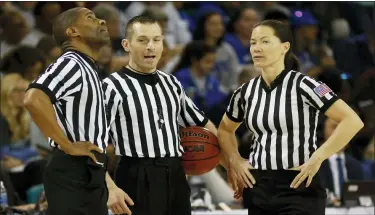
[172,41,216,74]
[52,7,82,48]
[125,15,162,39]
[253,20,301,71]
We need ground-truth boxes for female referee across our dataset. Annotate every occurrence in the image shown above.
[218,20,364,215]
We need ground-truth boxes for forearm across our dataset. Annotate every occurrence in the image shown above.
[204,120,217,136]
[217,128,241,170]
[315,116,364,160]
[24,89,72,149]
[106,172,117,189]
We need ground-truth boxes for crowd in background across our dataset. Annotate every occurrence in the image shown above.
[0,1,374,211]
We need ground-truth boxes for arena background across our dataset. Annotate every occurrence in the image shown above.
[0,1,374,214]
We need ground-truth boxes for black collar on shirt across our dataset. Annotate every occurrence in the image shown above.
[64,49,98,71]
[260,69,290,92]
[120,66,159,86]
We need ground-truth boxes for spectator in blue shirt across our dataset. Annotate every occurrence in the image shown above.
[172,41,227,113]
[225,7,259,65]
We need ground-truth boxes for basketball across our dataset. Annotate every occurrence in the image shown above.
[180,126,220,175]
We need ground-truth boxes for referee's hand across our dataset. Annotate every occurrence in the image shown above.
[290,153,324,188]
[62,141,103,163]
[107,186,134,214]
[227,157,256,192]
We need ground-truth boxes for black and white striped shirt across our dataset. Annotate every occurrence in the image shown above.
[103,67,208,158]
[226,69,339,170]
[27,50,109,150]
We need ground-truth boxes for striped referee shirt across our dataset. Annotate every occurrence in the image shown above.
[27,50,109,150]
[226,69,339,170]
[103,66,208,158]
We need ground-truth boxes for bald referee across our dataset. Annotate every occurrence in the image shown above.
[218,20,364,215]
[24,7,132,215]
[103,15,217,215]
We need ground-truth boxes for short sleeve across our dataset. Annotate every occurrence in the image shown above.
[299,76,339,113]
[225,86,245,122]
[177,79,209,127]
[103,79,121,126]
[27,58,82,104]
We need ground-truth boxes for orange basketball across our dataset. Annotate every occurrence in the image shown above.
[180,126,220,175]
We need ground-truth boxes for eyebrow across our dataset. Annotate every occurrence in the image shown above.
[85,11,94,16]
[251,36,270,41]
[137,35,163,39]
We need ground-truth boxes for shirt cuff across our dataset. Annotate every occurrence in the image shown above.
[320,96,339,113]
[27,83,57,104]
[195,117,209,127]
[225,111,243,123]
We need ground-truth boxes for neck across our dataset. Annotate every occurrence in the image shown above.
[68,41,100,62]
[205,36,218,47]
[261,61,285,86]
[127,59,155,74]
[190,65,205,79]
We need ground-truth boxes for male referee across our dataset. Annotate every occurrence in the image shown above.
[24,7,133,215]
[103,15,218,215]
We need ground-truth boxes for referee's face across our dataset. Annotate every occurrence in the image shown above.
[123,23,164,73]
[250,25,289,69]
[73,8,110,46]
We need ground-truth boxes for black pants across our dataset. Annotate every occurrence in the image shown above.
[115,156,191,215]
[245,170,327,215]
[43,149,108,215]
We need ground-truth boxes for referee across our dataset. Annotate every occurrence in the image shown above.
[103,15,217,215]
[218,20,364,215]
[24,7,132,215]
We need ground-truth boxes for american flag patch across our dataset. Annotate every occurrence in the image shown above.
[313,83,332,97]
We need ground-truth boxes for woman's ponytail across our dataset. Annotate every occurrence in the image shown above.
[285,52,301,72]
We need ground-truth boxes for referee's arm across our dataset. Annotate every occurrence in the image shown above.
[177,79,217,136]
[300,77,364,161]
[24,58,89,155]
[102,79,134,215]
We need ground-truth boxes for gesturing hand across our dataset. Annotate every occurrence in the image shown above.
[107,186,134,214]
[290,153,324,188]
[61,141,103,163]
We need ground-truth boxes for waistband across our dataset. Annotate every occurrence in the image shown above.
[119,156,181,167]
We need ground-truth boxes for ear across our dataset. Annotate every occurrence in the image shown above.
[66,27,80,38]
[283,42,290,55]
[122,39,130,52]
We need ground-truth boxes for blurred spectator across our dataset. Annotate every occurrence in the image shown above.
[362,138,374,180]
[0,46,46,81]
[263,8,290,25]
[291,9,320,74]
[316,67,351,102]
[0,10,39,57]
[193,12,240,93]
[173,41,227,113]
[11,2,37,28]
[331,19,350,40]
[0,73,46,202]
[225,7,259,65]
[320,118,364,203]
[30,2,61,44]
[0,73,30,147]
[36,36,63,64]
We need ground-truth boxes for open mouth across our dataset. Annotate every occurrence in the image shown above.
[144,56,156,60]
